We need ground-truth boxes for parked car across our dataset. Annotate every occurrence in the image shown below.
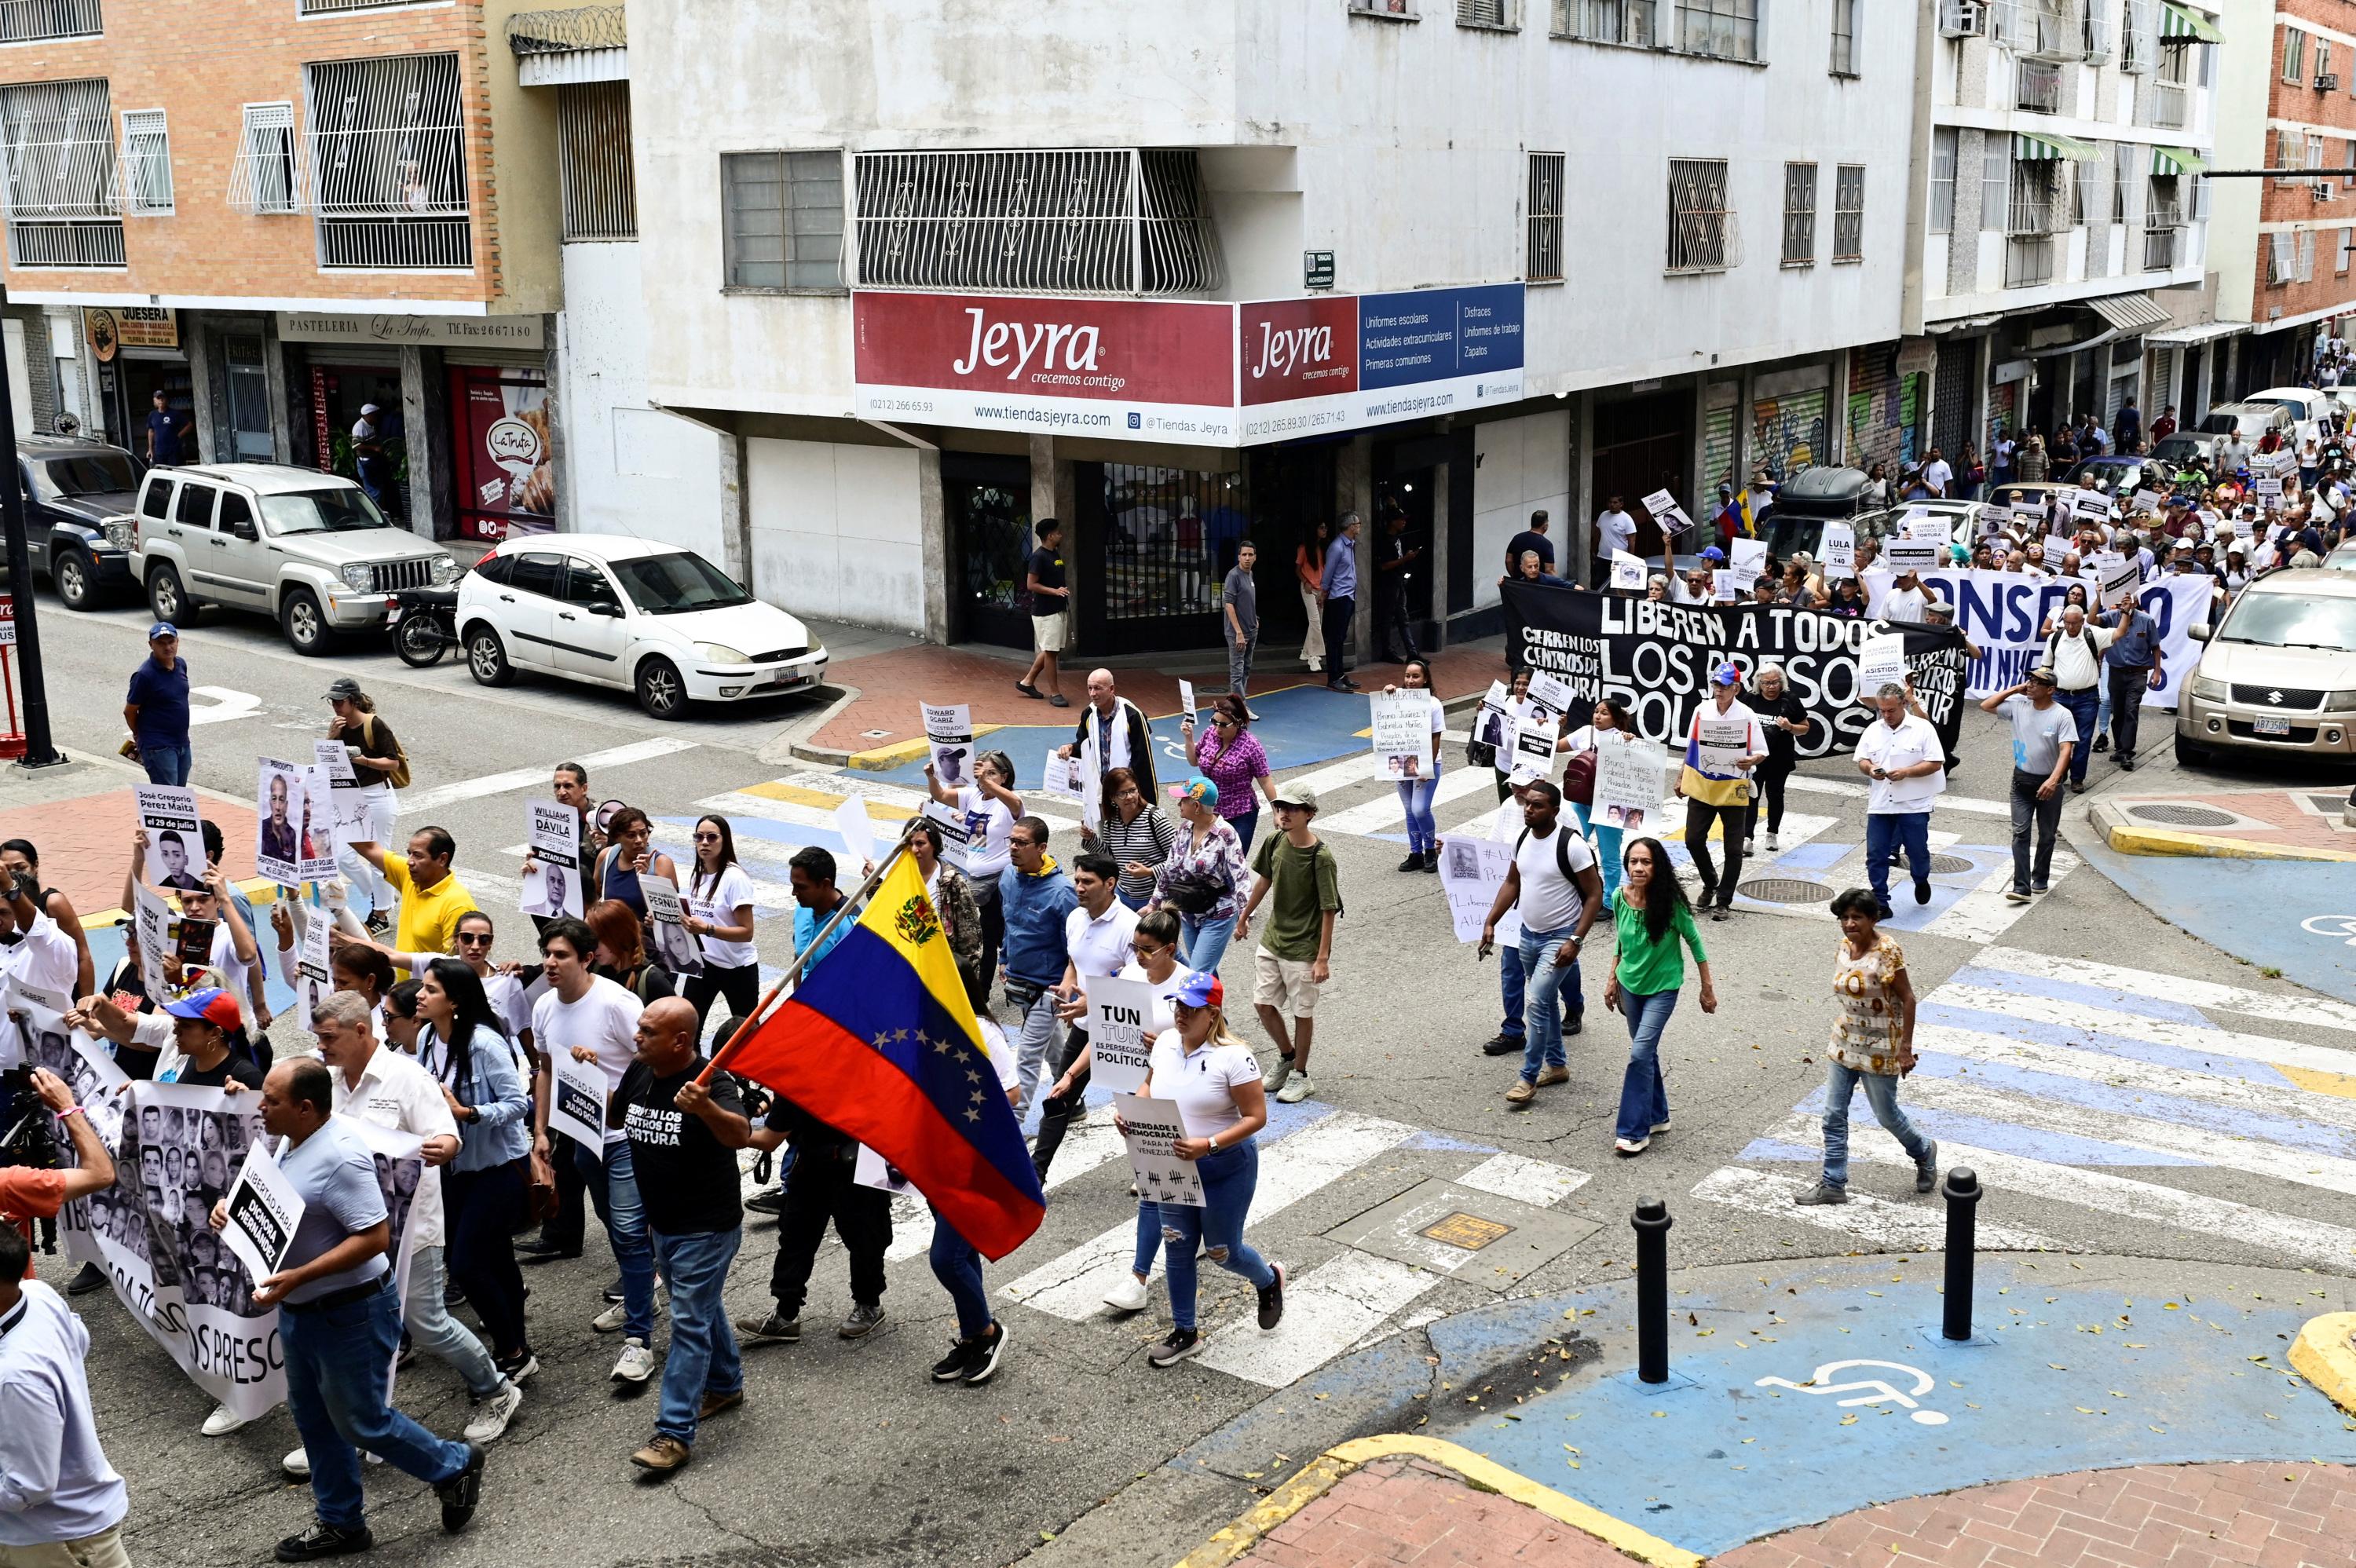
[2324,539,2356,572]
[131,463,460,654]
[2148,433,2209,472]
[16,435,144,610]
[1762,466,1876,563]
[2244,386,2335,448]
[2176,566,2356,765]
[456,534,829,719]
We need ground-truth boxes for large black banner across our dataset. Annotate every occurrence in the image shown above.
[1501,583,1970,764]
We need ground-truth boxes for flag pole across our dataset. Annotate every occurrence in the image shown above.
[695,817,922,1087]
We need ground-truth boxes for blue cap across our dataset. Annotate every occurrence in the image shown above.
[162,987,241,1029]
[1699,546,1727,563]
[148,621,178,640]
[1172,968,1225,1009]
[1711,662,1743,687]
[1168,776,1220,810]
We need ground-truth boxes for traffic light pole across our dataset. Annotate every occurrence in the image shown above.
[0,289,64,769]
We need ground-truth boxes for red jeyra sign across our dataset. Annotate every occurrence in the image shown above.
[1238,296,1359,406]
[853,293,1232,407]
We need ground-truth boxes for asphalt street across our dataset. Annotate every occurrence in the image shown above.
[5,589,2356,1568]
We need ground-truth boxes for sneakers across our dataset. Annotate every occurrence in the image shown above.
[201,1402,251,1437]
[1913,876,1933,905]
[1102,1273,1151,1314]
[435,1442,485,1533]
[515,1234,580,1262]
[1505,1079,1535,1106]
[739,1309,801,1344]
[1257,1264,1286,1330]
[2031,882,2050,894]
[963,1321,1008,1384]
[2091,731,2109,753]
[1148,1327,1203,1367]
[1015,681,1043,700]
[839,1302,886,1339]
[1565,1011,1583,1036]
[745,1187,786,1217]
[591,1301,629,1333]
[931,1339,979,1382]
[495,1349,540,1383]
[1260,1054,1294,1095]
[699,1388,744,1420]
[610,1337,657,1383]
[1792,1182,1849,1206]
[275,1523,374,1562]
[463,1382,524,1444]
[1533,1064,1569,1087]
[1048,693,1071,708]
[1397,851,1425,873]
[1480,1033,1523,1057]
[1650,1118,1672,1134]
[2004,889,2032,905]
[1915,1139,1940,1194]
[630,1435,691,1474]
[1275,1073,1314,1105]
[602,1277,626,1303]
[1764,832,1780,852]
[1613,1135,1650,1157]
[1710,905,1729,922]
[281,1447,312,1482]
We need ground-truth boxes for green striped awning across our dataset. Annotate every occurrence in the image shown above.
[2159,2,2222,43]
[2014,131,2103,163]
[2151,145,2209,177]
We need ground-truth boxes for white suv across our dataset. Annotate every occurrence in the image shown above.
[131,464,458,654]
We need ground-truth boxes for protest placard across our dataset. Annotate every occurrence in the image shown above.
[835,795,874,871]
[1711,568,1737,601]
[921,703,975,788]
[1512,716,1558,776]
[1593,737,1666,834]
[1882,539,1941,576]
[1527,670,1575,715]
[921,799,970,872]
[1370,691,1434,780]
[1696,718,1750,775]
[1820,522,1856,577]
[1609,550,1647,590]
[1039,751,1081,799]
[1118,1095,1204,1208]
[1085,973,1154,1094]
[130,883,170,986]
[254,759,331,887]
[520,799,584,919]
[1434,836,1513,945]
[1859,630,1908,694]
[1472,680,1512,757]
[2040,536,2070,570]
[550,1053,609,1149]
[2069,488,2114,524]
[218,1136,303,1285]
[2100,556,2144,601]
[137,786,204,891]
[1177,678,1197,719]
[312,740,374,848]
[295,906,332,1018]
[853,1145,915,1197]
[639,873,704,977]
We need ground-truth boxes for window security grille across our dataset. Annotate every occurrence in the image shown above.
[119,107,170,215]
[1781,161,1816,265]
[0,0,100,42]
[1558,0,1655,42]
[1527,152,1564,282]
[1667,157,1732,272]
[1832,163,1864,260]
[557,81,634,240]
[302,53,470,270]
[854,148,1220,296]
[1457,0,1510,24]
[228,102,299,215]
[0,78,123,268]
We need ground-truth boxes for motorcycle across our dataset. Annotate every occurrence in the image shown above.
[387,585,461,667]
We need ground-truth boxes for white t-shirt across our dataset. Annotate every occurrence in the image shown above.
[1882,585,1929,623]
[685,864,759,968]
[327,1043,459,1247]
[1922,459,1953,495]
[532,975,644,1146]
[482,971,536,1045]
[1065,898,1140,981]
[960,786,1016,880]
[1145,1033,1262,1140]
[1115,959,1186,1045]
[1597,509,1637,557]
[1853,713,1948,815]
[1511,821,1597,933]
[978,1018,1019,1093]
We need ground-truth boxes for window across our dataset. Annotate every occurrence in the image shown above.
[1832,164,1864,261]
[303,54,470,269]
[1830,0,1857,74]
[2300,228,2318,283]
[1982,134,2010,231]
[0,0,99,42]
[508,553,562,598]
[0,78,124,269]
[174,482,216,529]
[2082,0,2109,60]
[1667,156,1731,272]
[217,492,254,536]
[1557,0,1655,43]
[1527,152,1564,283]
[2120,0,2154,73]
[2319,41,2334,86]
[229,102,298,214]
[1456,0,1513,25]
[560,559,622,611]
[2345,138,2355,192]
[1780,161,1816,265]
[2285,27,2307,85]
[119,107,170,215]
[2278,128,2308,188]
[2018,55,2062,112]
[2311,133,2328,176]
[2340,227,2353,276]
[1677,0,1758,60]
[723,149,842,291]
[1348,0,1418,14]
[2269,231,2294,284]
[852,148,1216,295]
[557,81,635,240]
[1929,126,1957,234]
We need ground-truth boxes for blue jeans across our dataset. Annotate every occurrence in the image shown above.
[1565,802,1622,904]
[139,741,191,787]
[1821,1060,1933,1190]
[1129,1201,1162,1279]
[1864,812,1932,911]
[281,1280,469,1530]
[1516,924,1584,1083]
[576,1139,657,1342]
[402,1243,502,1398]
[1156,1139,1274,1332]
[651,1226,743,1446]
[2094,678,2113,747]
[1179,911,1236,978]
[2057,686,2099,785]
[928,1204,993,1340]
[1005,983,1063,1116]
[1228,806,1260,854]
[1496,939,1578,1041]
[1615,989,1678,1142]
[1396,764,1441,853]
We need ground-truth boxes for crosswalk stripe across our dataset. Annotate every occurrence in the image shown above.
[1977,945,2356,1035]
[1455,1153,1590,1208]
[998,1109,1413,1320]
[1915,1023,2356,1132]
[1282,751,1395,802]
[1919,853,2083,943]
[884,1120,1132,1264]
[1194,1250,1438,1387]
[1930,986,2356,1080]
[1689,1165,2062,1252]
[398,737,698,816]
[1319,764,1497,837]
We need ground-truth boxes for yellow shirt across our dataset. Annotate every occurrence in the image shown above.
[382,855,478,971]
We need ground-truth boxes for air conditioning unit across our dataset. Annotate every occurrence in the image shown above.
[1939,0,1985,37]
[2318,181,2336,203]
[2321,72,2342,91]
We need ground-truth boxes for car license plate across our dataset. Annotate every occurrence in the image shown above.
[386,605,401,623]
[2255,714,2292,736]
[771,668,806,687]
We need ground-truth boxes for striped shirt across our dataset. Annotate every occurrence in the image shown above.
[1089,803,1176,905]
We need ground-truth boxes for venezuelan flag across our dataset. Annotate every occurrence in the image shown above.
[715,854,1045,1259]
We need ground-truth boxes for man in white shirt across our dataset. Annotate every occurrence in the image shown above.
[1030,852,1140,1179]
[1880,569,1930,623]
[2041,604,2113,794]
[1853,683,1948,918]
[1919,448,1954,499]
[1477,780,1601,1110]
[1592,497,1637,587]
[0,869,79,1029]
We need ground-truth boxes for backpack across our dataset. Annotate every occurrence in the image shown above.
[1560,747,1597,806]
[361,715,412,790]
[1513,825,1588,890]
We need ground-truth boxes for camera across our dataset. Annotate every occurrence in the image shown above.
[0,1062,60,1171]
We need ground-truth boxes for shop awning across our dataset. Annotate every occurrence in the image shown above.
[2086,292,2174,334]
[2151,145,2209,177]
[2014,131,2102,163]
[2160,2,2222,44]
[2146,319,2251,346]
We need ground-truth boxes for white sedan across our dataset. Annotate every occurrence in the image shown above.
[456,534,829,719]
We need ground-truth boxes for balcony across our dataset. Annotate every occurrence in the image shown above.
[2150,80,2186,130]
[2017,57,2062,114]
[2006,234,2057,287]
[2143,203,2182,271]
[0,0,100,42]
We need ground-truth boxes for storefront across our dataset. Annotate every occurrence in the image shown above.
[83,307,189,460]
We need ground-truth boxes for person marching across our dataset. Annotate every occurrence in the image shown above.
[1381,660,1447,872]
[324,678,407,934]
[1031,853,1137,1181]
[1794,890,1937,1204]
[679,815,759,1034]
[1242,785,1341,1107]
[1602,837,1717,1157]
[1176,696,1278,852]
[1478,780,1602,1108]
[1070,906,1187,1314]
[1674,664,1769,920]
[924,748,1022,1009]
[1154,777,1250,977]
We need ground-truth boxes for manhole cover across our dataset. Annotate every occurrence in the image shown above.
[1421,1212,1513,1252]
[1928,853,1975,875]
[2306,793,2351,817]
[1737,877,1835,905]
[2127,803,2239,828]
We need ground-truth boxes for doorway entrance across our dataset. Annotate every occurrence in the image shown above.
[944,451,1033,649]
[1593,389,1691,561]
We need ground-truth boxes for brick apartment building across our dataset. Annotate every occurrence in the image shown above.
[2244,0,2356,382]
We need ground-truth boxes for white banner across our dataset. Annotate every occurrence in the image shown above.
[521,799,583,919]
[1873,568,2212,704]
[1369,692,1433,780]
[1592,736,1666,834]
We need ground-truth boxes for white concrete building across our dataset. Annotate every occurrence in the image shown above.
[629,0,1925,654]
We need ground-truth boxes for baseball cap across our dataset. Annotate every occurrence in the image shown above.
[1172,969,1224,1010]
[360,402,381,415]
[1272,782,1321,813]
[148,621,177,640]
[1168,776,1220,810]
[325,676,364,703]
[2028,666,2058,685]
[1699,546,1727,563]
[1711,662,1743,687]
[163,987,242,1030]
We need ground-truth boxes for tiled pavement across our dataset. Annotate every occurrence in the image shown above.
[2,768,258,917]
[1231,1459,2356,1568]
[2095,786,2356,858]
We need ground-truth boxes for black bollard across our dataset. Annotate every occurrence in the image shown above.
[1941,1167,1981,1342]
[1633,1197,1672,1383]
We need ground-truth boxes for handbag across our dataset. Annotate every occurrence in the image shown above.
[1560,748,1597,806]
[1160,872,1225,915]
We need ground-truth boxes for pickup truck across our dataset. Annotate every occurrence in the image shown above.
[132,462,460,654]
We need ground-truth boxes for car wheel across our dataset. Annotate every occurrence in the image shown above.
[2174,732,2209,768]
[53,547,98,611]
[636,656,688,720]
[466,625,515,687]
[280,589,332,656]
[147,563,197,627]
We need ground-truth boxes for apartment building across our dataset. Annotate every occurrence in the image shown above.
[631,0,1921,653]
[0,0,563,543]
[1912,0,2224,459]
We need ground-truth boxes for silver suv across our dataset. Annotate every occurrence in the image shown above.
[2176,567,2356,765]
[131,464,459,654]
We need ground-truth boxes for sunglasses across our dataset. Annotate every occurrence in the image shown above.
[692,832,721,842]
[1131,938,1167,955]
[1213,716,1238,728]
[455,931,494,945]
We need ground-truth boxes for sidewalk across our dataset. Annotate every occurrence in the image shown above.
[2087,786,2356,861]
[0,750,262,920]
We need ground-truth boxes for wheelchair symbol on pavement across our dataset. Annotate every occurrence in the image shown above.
[2299,915,2356,947]
[1754,1358,1951,1425]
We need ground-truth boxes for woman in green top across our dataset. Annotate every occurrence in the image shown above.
[1602,837,1717,1157]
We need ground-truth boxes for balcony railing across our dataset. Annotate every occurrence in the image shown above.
[2150,80,2186,130]
[2017,57,2062,114]
[2007,191,2065,236]
[2143,225,2179,270]
[0,0,100,42]
[8,219,123,268]
[2006,233,2056,287]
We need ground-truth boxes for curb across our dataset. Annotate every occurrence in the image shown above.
[2291,1312,2356,1418]
[1168,1435,1703,1568]
[2086,802,2356,862]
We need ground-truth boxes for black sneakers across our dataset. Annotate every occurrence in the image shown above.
[275,1523,374,1562]
[1480,1033,1522,1057]
[434,1442,485,1533]
[962,1321,1008,1384]
[931,1338,976,1382]
[1257,1264,1286,1330]
[1148,1327,1202,1367]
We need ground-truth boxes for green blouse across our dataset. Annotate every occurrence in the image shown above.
[1612,890,1709,994]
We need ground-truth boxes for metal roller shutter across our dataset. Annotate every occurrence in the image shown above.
[1932,343,1974,456]
[1753,386,1828,479]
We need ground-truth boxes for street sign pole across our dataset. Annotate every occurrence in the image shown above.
[0,288,64,768]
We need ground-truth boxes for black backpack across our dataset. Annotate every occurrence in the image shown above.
[1512,825,1587,889]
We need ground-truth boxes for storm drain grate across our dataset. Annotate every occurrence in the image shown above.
[1737,877,1836,905]
[2126,802,2239,828]
[1928,853,1975,875]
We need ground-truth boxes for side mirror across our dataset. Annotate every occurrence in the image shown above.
[229,521,258,541]
[589,601,624,618]
[2189,623,2211,641]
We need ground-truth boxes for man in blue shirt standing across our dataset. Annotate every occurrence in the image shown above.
[123,622,191,786]
[1320,511,1363,693]
[2094,590,2164,771]
[997,814,1076,1113]
[142,389,187,466]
